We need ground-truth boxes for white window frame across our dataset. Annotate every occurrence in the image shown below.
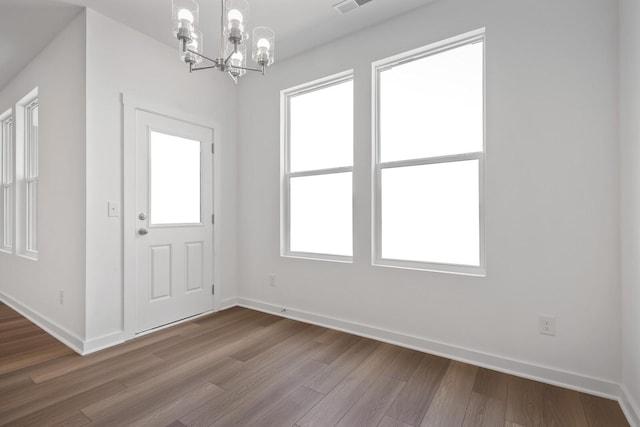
[281,71,354,262]
[372,29,486,276]
[0,109,14,253]
[15,88,38,260]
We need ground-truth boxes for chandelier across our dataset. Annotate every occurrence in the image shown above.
[172,0,275,83]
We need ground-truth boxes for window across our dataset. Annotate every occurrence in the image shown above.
[373,30,485,275]
[1,111,13,253]
[282,72,353,260]
[24,99,38,253]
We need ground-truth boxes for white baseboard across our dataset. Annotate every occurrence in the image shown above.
[0,291,85,354]
[237,297,620,400]
[83,331,127,355]
[620,384,640,427]
[83,301,237,355]
[217,297,238,311]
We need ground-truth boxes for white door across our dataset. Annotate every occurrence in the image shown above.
[135,110,214,333]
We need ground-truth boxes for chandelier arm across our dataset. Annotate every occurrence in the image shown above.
[191,65,221,71]
[231,64,263,72]
[223,50,235,65]
[186,48,221,66]
[227,71,238,84]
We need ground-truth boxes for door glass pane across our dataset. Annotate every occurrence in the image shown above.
[381,160,479,266]
[290,80,353,172]
[290,172,352,256]
[380,41,483,162]
[150,131,201,225]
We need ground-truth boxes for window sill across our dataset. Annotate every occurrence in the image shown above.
[282,252,353,264]
[17,251,38,261]
[373,258,485,277]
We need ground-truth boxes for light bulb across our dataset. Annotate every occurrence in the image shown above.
[256,38,270,50]
[232,52,244,61]
[227,9,243,24]
[178,8,194,23]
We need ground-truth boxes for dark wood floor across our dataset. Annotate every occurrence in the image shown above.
[0,303,629,427]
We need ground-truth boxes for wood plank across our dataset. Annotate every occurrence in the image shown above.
[336,374,406,427]
[506,377,589,427]
[304,338,379,394]
[310,332,361,365]
[540,384,589,427]
[382,347,425,382]
[505,376,545,427]
[297,343,399,426]
[580,393,630,427]
[420,360,478,427]
[229,318,311,362]
[313,328,344,344]
[208,323,326,389]
[378,415,416,427]
[208,359,328,426]
[386,354,450,426]
[0,341,74,375]
[0,354,162,424]
[81,356,240,422]
[462,392,506,427]
[128,381,225,426]
[253,386,325,427]
[472,368,509,401]
[7,381,126,426]
[181,339,327,426]
[29,333,187,383]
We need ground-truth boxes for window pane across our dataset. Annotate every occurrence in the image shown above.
[26,181,37,251]
[2,119,12,184]
[290,80,353,172]
[381,160,479,266]
[380,42,483,162]
[290,172,352,256]
[26,103,38,179]
[150,131,201,225]
[3,187,12,248]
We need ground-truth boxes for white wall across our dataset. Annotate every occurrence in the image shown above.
[620,0,640,421]
[237,0,621,392]
[85,10,238,344]
[0,12,87,345]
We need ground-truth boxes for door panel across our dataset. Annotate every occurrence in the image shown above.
[150,245,172,300]
[135,111,213,333]
[186,242,204,292]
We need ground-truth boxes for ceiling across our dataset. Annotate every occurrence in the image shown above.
[0,0,434,90]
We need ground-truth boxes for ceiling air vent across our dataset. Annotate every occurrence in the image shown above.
[333,0,373,14]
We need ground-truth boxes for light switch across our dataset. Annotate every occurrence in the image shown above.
[108,201,120,217]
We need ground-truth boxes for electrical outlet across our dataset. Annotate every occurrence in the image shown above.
[539,315,556,336]
[59,290,64,305]
[268,274,276,287]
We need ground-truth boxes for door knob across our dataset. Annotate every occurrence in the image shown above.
[138,213,147,220]
[138,228,149,236]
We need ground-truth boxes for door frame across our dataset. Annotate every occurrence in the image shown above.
[122,93,222,340]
